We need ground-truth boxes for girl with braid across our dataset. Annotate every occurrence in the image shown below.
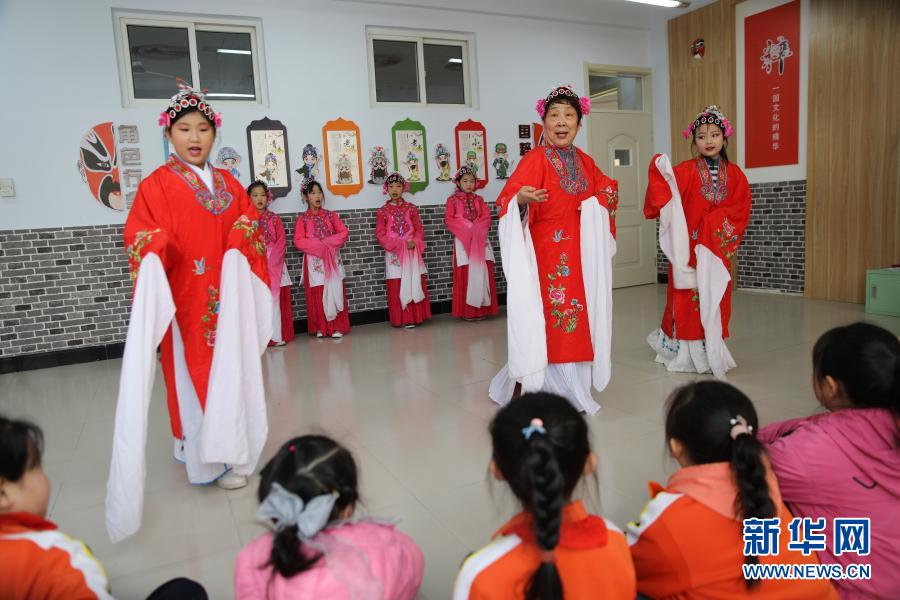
[628,381,838,599]
[454,392,635,599]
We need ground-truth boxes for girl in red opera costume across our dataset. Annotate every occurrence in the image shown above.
[106,82,272,543]
[293,179,351,338]
[248,180,295,347]
[644,105,751,378]
[488,85,618,415]
[445,165,499,321]
[376,172,431,329]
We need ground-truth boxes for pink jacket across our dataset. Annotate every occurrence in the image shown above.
[759,408,900,600]
[234,520,424,600]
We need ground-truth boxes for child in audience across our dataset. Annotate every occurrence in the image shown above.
[759,322,900,600]
[454,392,636,599]
[293,180,351,338]
[248,180,294,347]
[628,381,838,599]
[0,415,206,599]
[235,435,424,599]
[375,172,431,328]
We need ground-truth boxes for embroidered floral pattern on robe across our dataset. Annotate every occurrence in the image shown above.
[544,147,589,195]
[126,228,160,282]
[166,156,234,215]
[696,157,728,204]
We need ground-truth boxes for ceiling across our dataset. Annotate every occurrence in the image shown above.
[324,0,720,30]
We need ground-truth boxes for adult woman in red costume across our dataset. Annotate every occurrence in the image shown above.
[488,85,618,415]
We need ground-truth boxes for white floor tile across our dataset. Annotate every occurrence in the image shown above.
[1,285,897,599]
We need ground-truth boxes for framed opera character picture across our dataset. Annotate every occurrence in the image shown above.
[322,118,364,198]
[246,117,292,198]
[455,119,487,189]
[391,119,429,194]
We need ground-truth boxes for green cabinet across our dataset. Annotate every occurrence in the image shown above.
[865,269,900,317]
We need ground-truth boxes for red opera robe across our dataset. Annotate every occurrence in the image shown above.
[444,190,499,320]
[106,155,272,543]
[488,145,618,415]
[260,209,295,343]
[644,154,751,377]
[293,209,351,336]
[376,199,432,327]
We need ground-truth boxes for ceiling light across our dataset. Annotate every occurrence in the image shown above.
[217,49,251,55]
[447,58,463,64]
[624,0,690,8]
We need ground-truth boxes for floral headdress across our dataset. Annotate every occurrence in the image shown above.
[452,165,475,188]
[434,143,450,159]
[157,79,222,128]
[382,172,409,195]
[536,85,592,119]
[300,178,321,196]
[682,105,734,139]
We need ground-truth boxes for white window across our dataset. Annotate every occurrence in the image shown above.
[366,28,474,107]
[113,11,266,107]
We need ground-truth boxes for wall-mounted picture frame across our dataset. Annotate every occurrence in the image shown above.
[455,119,488,190]
[246,117,291,198]
[322,118,364,198]
[391,119,429,194]
[532,122,544,148]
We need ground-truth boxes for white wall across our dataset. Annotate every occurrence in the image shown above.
[0,0,671,230]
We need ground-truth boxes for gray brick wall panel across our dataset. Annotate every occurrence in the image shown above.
[656,179,805,295]
[0,204,507,357]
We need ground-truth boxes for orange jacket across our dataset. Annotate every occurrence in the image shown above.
[0,512,111,599]
[628,463,839,599]
[453,501,636,599]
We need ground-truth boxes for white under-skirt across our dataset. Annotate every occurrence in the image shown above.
[647,328,735,375]
[488,361,599,415]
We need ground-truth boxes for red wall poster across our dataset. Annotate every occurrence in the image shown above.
[744,0,800,168]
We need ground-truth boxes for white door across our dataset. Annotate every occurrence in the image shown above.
[589,112,657,288]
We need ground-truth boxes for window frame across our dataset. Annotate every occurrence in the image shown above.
[113,11,266,108]
[366,28,474,108]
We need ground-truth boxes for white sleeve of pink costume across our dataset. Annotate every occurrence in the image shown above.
[105,252,175,543]
[695,245,736,379]
[579,197,617,393]
[653,154,697,290]
[201,248,271,474]
[497,203,547,391]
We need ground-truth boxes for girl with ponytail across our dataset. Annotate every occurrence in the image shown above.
[759,322,900,599]
[234,435,423,599]
[628,381,837,599]
[454,392,636,599]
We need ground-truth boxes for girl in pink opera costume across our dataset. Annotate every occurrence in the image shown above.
[445,165,499,321]
[293,179,350,338]
[249,180,295,347]
[375,172,431,329]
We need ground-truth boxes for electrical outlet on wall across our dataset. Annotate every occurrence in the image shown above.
[0,179,15,197]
